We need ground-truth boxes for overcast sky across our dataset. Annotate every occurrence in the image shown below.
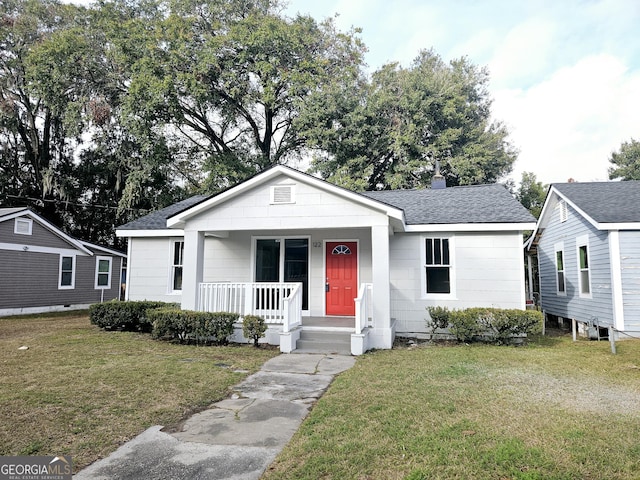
[285,0,640,185]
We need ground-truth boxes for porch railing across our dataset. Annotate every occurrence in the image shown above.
[354,283,373,334]
[198,282,303,328]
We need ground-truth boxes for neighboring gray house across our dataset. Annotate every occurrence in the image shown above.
[526,181,640,338]
[117,166,535,354]
[0,207,126,316]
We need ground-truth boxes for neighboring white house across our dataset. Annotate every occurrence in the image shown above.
[116,166,535,354]
[526,181,640,339]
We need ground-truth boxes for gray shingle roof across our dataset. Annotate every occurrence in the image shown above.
[117,195,210,230]
[0,207,28,219]
[553,181,640,223]
[360,184,535,224]
[118,183,534,231]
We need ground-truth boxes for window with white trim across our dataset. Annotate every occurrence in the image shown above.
[424,237,452,295]
[59,255,75,289]
[95,256,112,289]
[171,240,184,292]
[14,217,32,235]
[577,236,591,297]
[554,242,566,295]
[254,237,309,310]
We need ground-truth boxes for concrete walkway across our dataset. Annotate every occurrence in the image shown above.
[74,354,355,480]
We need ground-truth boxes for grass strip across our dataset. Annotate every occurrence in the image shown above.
[0,312,278,471]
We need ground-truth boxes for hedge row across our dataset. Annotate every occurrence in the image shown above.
[150,308,238,345]
[427,306,543,344]
[89,300,176,332]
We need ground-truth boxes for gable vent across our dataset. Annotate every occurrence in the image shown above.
[14,217,33,235]
[558,200,568,223]
[270,185,295,204]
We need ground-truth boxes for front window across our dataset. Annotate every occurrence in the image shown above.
[95,257,112,289]
[59,255,75,289]
[425,238,451,294]
[555,242,566,295]
[171,241,184,291]
[577,236,591,297]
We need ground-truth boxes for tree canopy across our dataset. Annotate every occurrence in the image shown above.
[515,171,547,219]
[1,0,518,245]
[608,138,640,180]
[304,49,517,190]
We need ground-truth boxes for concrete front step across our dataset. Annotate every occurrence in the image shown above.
[294,329,352,355]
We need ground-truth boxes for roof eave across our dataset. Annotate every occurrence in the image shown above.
[597,222,640,230]
[80,241,127,257]
[405,222,536,233]
[116,229,184,238]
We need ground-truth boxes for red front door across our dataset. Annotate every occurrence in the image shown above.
[325,241,358,316]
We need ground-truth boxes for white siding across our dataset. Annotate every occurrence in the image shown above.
[129,228,373,317]
[202,232,252,283]
[390,231,526,334]
[127,237,179,302]
[202,228,372,317]
[186,175,390,231]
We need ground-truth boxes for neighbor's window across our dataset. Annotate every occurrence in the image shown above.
[577,236,591,297]
[171,240,184,291]
[554,243,565,295]
[425,238,451,294]
[95,256,112,289]
[59,255,75,289]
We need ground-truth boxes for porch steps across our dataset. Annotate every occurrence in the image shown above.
[294,329,352,355]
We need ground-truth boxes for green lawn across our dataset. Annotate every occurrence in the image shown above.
[3,314,640,479]
[0,312,278,471]
[264,335,640,480]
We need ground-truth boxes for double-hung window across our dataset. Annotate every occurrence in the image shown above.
[59,255,75,289]
[95,256,112,289]
[554,242,566,295]
[577,235,591,297]
[171,240,184,292]
[424,237,452,295]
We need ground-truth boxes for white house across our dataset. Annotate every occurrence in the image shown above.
[116,166,535,354]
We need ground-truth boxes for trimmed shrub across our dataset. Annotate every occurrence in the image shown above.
[448,309,483,343]
[90,300,176,332]
[242,315,267,347]
[426,306,450,333]
[150,308,238,345]
[425,306,544,344]
[485,309,543,343]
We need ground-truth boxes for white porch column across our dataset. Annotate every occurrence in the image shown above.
[182,229,205,311]
[371,224,391,344]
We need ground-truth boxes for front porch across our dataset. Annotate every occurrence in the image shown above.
[198,282,373,355]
